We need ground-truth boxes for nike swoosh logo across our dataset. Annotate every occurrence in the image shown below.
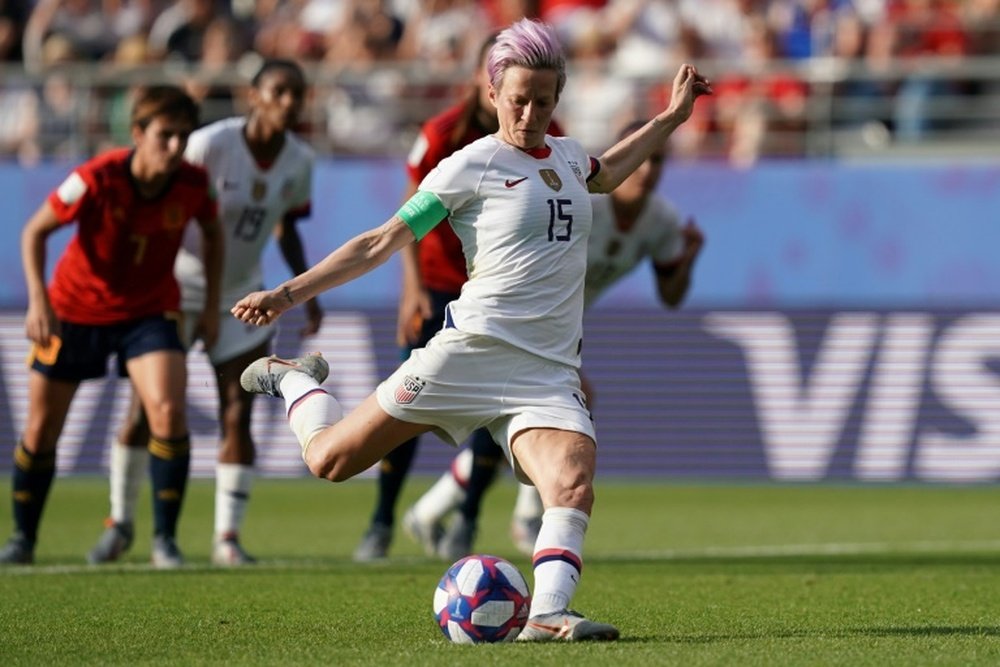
[505,177,528,188]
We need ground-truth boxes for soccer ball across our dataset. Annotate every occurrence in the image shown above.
[433,554,531,643]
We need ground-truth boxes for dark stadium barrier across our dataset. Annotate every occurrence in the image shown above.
[2,307,997,481]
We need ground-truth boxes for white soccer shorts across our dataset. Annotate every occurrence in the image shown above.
[375,328,596,483]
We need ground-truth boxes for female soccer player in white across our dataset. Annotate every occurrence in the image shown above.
[234,19,711,640]
[408,118,706,561]
[89,60,322,567]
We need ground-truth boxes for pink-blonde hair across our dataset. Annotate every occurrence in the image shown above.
[487,19,566,97]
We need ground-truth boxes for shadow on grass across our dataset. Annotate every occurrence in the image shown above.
[664,625,1000,644]
[586,552,1000,574]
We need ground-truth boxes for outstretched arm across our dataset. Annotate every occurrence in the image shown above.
[232,217,416,327]
[655,218,704,308]
[589,64,712,194]
[276,215,324,336]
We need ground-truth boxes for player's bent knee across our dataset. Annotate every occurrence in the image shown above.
[302,443,354,483]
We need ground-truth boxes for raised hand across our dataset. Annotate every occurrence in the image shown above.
[666,64,713,124]
[231,287,292,327]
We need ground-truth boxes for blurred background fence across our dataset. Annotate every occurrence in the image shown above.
[5,53,1000,163]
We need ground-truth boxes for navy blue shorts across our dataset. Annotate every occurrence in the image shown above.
[28,314,186,382]
[399,288,459,362]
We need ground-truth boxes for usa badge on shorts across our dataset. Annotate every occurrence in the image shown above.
[394,375,426,404]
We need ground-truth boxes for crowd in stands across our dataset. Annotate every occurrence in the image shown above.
[0,0,999,164]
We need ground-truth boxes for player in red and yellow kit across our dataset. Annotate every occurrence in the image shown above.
[1,86,223,567]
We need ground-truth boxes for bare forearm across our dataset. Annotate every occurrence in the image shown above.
[592,115,683,193]
[21,209,54,305]
[277,218,414,307]
[21,234,49,304]
[278,227,310,276]
[657,269,691,308]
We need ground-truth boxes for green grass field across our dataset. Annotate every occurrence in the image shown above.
[2,477,1000,666]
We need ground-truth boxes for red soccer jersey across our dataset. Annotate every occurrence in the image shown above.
[408,102,564,293]
[46,148,216,325]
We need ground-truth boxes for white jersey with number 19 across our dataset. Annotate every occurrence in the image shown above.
[174,117,314,312]
[584,193,685,308]
[419,134,596,368]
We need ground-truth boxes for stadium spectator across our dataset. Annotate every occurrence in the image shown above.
[709,15,809,165]
[182,16,244,125]
[882,0,969,142]
[601,0,702,78]
[538,0,607,50]
[251,0,330,60]
[478,0,539,28]
[22,0,133,71]
[827,9,895,143]
[0,85,222,567]
[962,0,1000,57]
[101,34,156,150]
[232,18,710,641]
[396,0,490,72]
[0,0,30,62]
[0,77,40,163]
[324,0,403,64]
[679,0,764,62]
[321,0,408,154]
[147,0,224,62]
[556,19,636,153]
[87,60,320,567]
[408,118,706,561]
[35,68,85,161]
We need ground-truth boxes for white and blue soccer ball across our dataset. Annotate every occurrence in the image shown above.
[433,554,531,643]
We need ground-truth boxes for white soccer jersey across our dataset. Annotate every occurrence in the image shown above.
[584,193,684,308]
[420,134,596,367]
[174,117,314,311]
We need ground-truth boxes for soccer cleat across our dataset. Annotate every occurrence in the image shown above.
[0,533,34,565]
[516,609,620,642]
[403,507,444,558]
[436,515,475,562]
[510,516,542,557]
[239,353,329,398]
[353,523,392,562]
[212,533,257,566]
[151,535,184,569]
[87,519,134,564]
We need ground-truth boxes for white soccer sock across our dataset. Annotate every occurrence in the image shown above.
[529,507,589,617]
[280,371,343,454]
[215,463,253,538]
[109,441,148,524]
[411,448,473,525]
[512,482,543,521]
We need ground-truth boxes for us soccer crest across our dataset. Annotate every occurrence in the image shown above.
[394,375,425,404]
[538,169,562,191]
[252,179,267,201]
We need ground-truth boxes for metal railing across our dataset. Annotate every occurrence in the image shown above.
[3,54,1000,164]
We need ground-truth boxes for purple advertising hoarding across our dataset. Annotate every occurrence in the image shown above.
[1,308,996,481]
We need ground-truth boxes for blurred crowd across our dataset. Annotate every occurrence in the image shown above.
[1,0,999,164]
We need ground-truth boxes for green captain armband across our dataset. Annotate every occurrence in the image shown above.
[396,190,448,241]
